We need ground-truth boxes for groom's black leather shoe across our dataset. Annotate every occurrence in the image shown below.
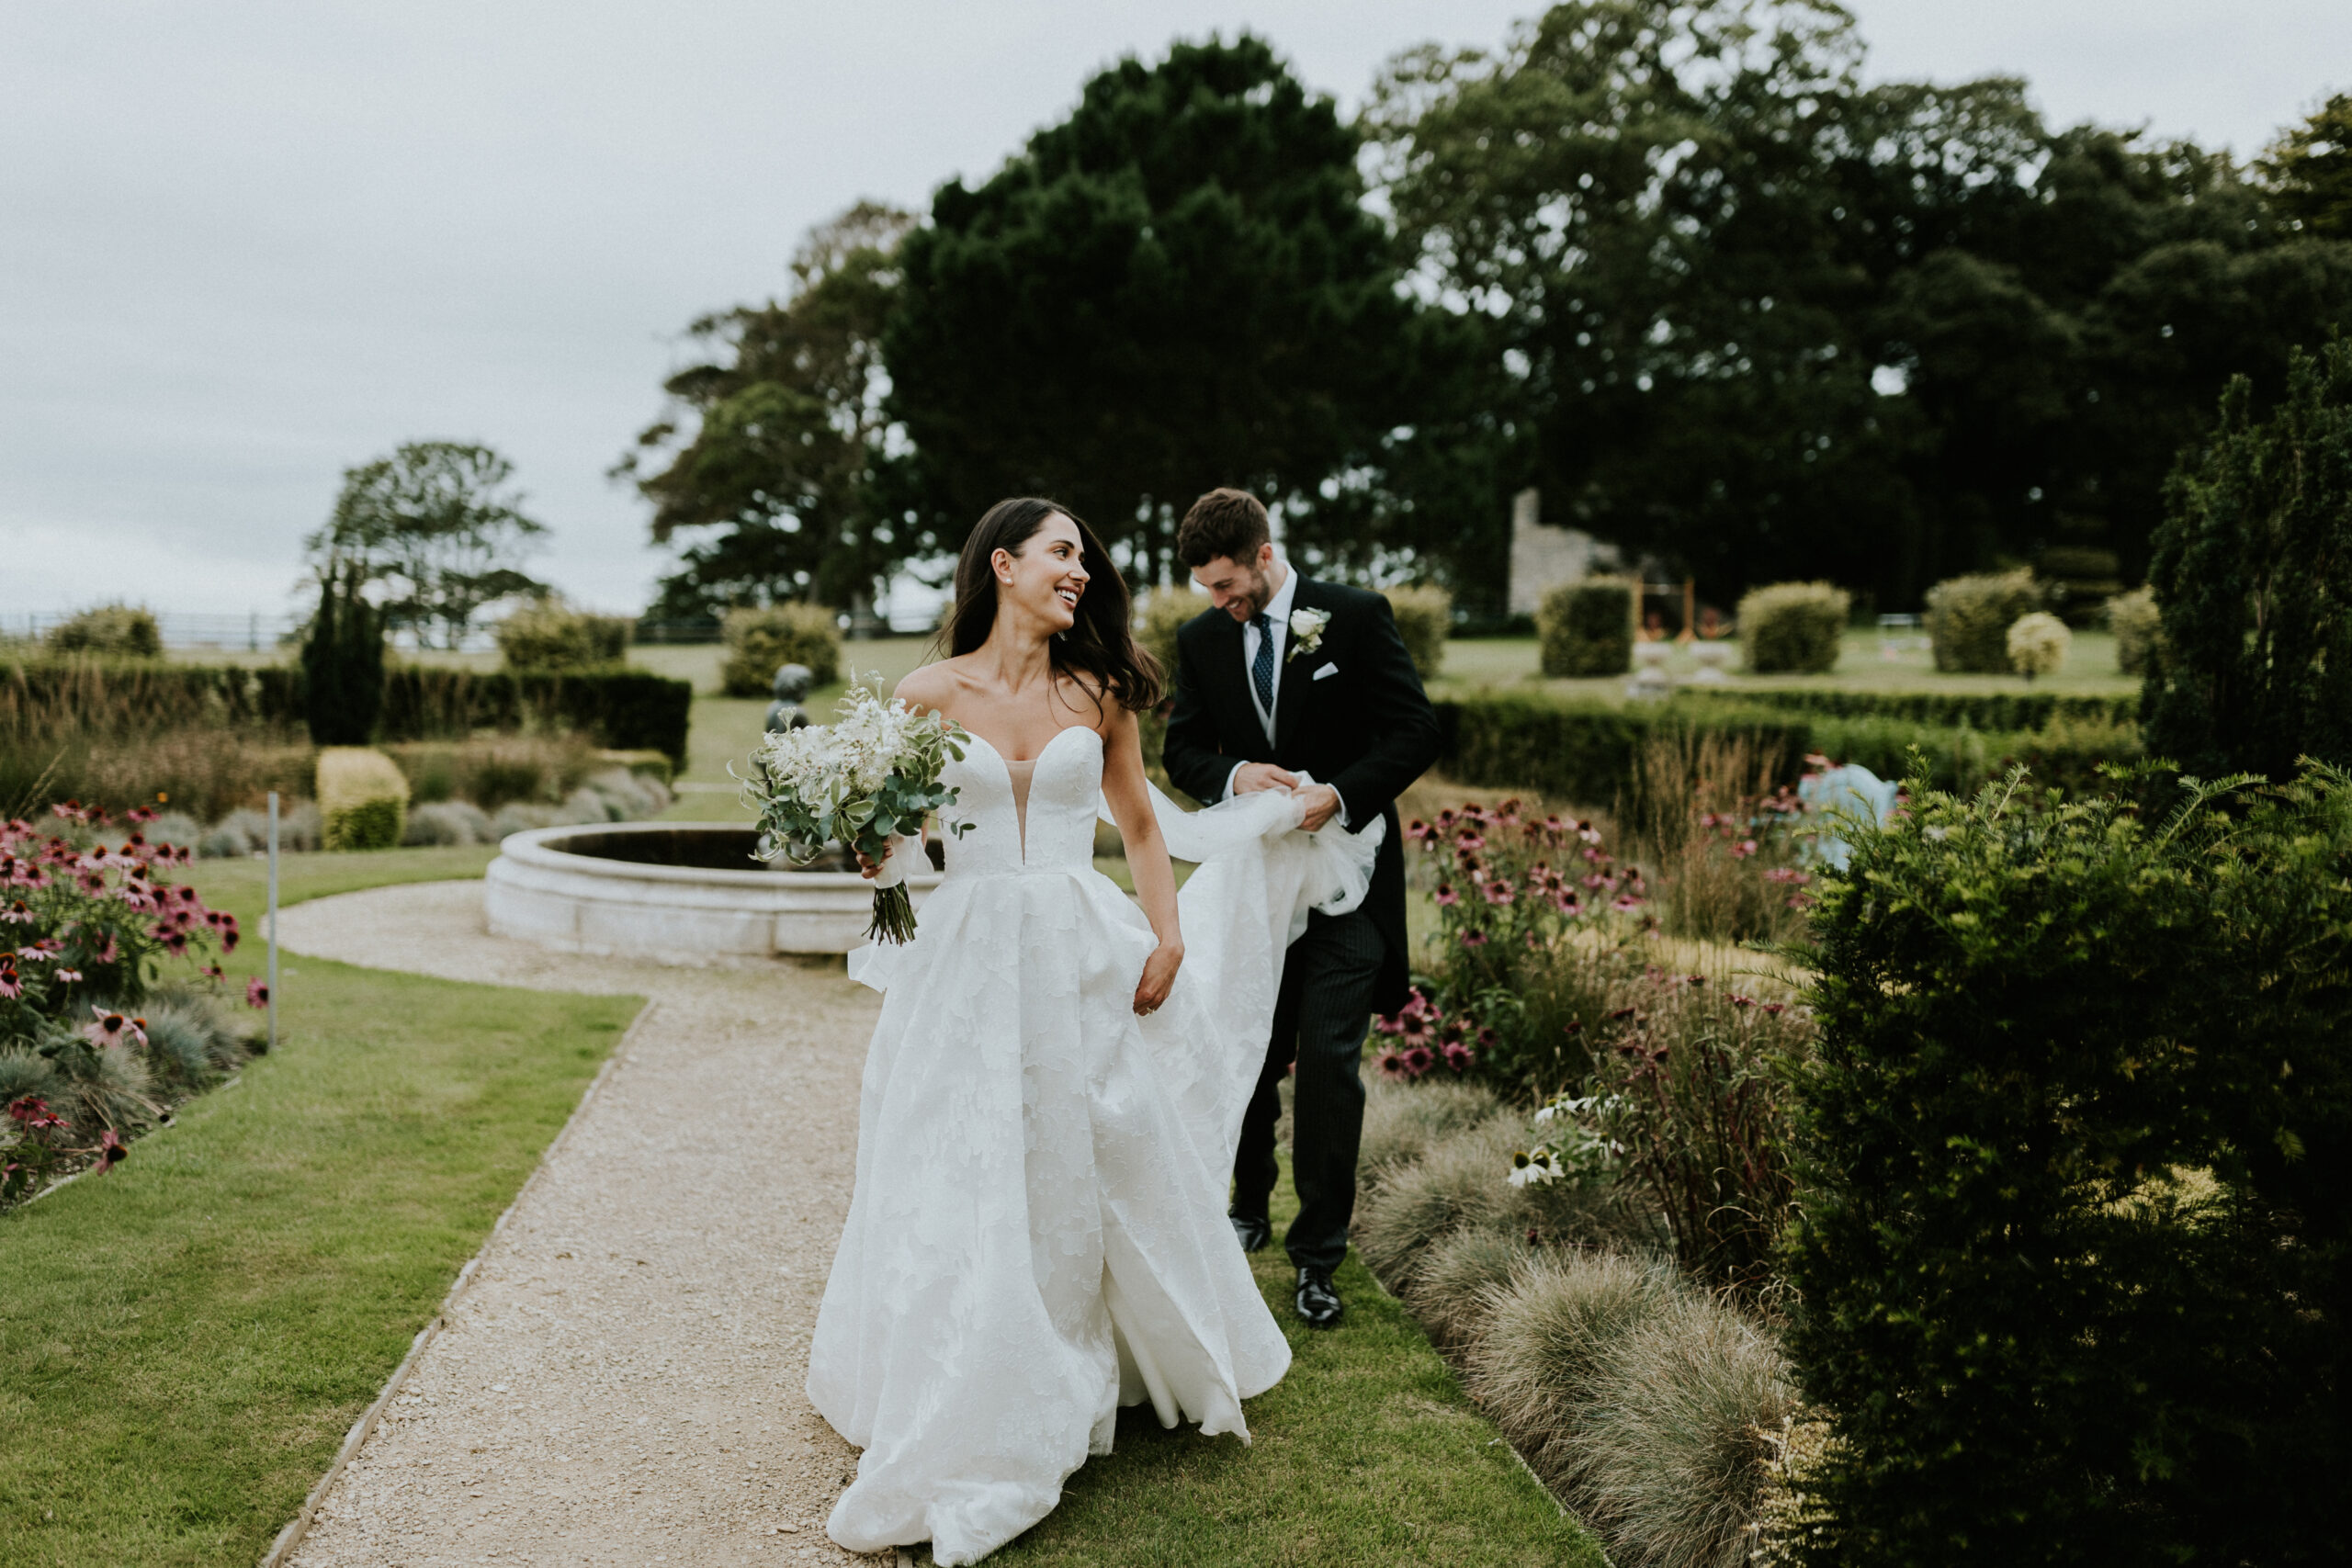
[1230,1212,1272,1253]
[1295,1267,1344,1329]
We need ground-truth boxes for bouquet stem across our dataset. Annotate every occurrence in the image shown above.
[867,884,918,944]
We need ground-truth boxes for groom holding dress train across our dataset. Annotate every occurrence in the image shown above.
[1161,488,1442,1328]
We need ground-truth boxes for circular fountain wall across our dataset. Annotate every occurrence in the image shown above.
[484,821,944,962]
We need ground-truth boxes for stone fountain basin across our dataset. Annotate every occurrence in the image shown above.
[484,821,944,962]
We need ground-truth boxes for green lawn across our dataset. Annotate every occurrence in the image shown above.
[992,1150,1596,1568]
[0,845,639,1565]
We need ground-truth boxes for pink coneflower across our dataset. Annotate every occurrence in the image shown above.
[1610,897,1643,913]
[246,978,270,1009]
[1454,830,1486,852]
[1731,839,1758,859]
[0,965,18,1000]
[1375,1049,1409,1079]
[94,1129,127,1170]
[1481,879,1515,906]
[1396,1010,1435,1047]
[1434,883,1460,907]
[1762,1001,1787,1016]
[1441,1041,1474,1073]
[1460,930,1489,947]
[1764,867,1809,885]
[1730,994,1756,1008]
[1401,1044,1435,1077]
[85,1008,147,1049]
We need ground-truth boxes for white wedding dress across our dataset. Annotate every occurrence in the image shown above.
[808,724,1381,1564]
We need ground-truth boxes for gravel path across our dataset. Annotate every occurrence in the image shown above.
[275,880,893,1566]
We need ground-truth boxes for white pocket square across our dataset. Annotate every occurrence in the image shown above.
[1312,661,1340,681]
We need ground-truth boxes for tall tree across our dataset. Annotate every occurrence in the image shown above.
[621,202,918,621]
[884,36,1483,590]
[1369,0,2352,606]
[308,441,548,649]
[2143,338,2352,783]
[2262,93,2352,242]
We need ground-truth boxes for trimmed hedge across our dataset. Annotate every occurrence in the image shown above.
[1435,693,2140,806]
[1924,569,2043,672]
[1,660,691,765]
[1722,688,2136,730]
[1736,581,1848,674]
[1536,580,1634,676]
[1382,584,1453,681]
[1787,764,2352,1564]
[318,747,409,851]
[720,604,842,696]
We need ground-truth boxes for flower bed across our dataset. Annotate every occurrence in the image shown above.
[1,803,258,1207]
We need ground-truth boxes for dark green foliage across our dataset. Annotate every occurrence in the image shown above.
[1736,582,1848,674]
[376,668,693,766]
[1536,581,1633,676]
[1724,688,2135,730]
[1783,764,2352,1566]
[2033,545,2123,626]
[1370,1,2352,605]
[300,567,385,747]
[2143,339,2352,782]
[885,36,1475,590]
[2261,93,2352,242]
[626,203,919,615]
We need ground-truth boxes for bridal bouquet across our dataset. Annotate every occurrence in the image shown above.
[735,682,970,943]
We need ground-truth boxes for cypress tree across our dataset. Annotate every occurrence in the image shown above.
[2143,339,2352,782]
[302,566,386,746]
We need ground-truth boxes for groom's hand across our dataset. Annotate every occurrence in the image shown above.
[1231,762,1300,795]
[1295,783,1340,832]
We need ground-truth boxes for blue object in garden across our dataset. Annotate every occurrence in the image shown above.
[1800,763,1900,869]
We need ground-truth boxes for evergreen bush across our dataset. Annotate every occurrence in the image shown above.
[2003,610,2071,679]
[1922,569,2041,672]
[2143,339,2352,782]
[720,604,841,696]
[1382,584,1453,680]
[1735,581,1849,674]
[1536,580,1634,676]
[44,604,163,658]
[1784,763,2352,1565]
[2107,585,2162,676]
[495,600,632,671]
[1132,587,1201,687]
[317,747,410,851]
[300,567,385,746]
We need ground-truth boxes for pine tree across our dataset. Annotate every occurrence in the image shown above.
[2143,338,2352,782]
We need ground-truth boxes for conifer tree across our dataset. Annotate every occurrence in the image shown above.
[301,566,386,746]
[2143,338,2352,781]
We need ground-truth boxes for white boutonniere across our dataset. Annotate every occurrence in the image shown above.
[1286,607,1330,662]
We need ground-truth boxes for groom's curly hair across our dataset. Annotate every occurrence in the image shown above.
[942,497,1164,712]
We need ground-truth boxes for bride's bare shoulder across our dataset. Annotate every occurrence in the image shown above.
[893,660,961,717]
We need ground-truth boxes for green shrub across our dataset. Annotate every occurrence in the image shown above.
[2004,609,2071,679]
[1133,587,1202,686]
[495,600,632,671]
[2143,339,2352,782]
[1536,579,1634,676]
[1923,569,2041,672]
[1382,584,1453,680]
[317,747,409,851]
[2107,585,2161,676]
[720,604,841,696]
[376,667,693,764]
[1735,581,1848,674]
[45,604,163,658]
[1784,763,2352,1565]
[1722,688,2134,730]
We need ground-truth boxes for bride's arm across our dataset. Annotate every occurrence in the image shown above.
[1101,705,1183,1015]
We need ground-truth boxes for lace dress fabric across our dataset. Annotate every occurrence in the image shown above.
[810,727,1380,1564]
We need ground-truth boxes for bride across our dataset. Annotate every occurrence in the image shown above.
[807,497,1375,1563]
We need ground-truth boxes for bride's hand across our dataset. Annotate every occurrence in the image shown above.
[1133,941,1182,1017]
[856,834,903,882]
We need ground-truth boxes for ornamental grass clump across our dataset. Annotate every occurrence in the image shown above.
[1626,728,1811,947]
[1785,761,2352,1565]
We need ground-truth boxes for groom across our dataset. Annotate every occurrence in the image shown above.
[1161,488,1442,1328]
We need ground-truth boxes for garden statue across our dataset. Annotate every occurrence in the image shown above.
[763,663,814,734]
[1799,760,1900,869]
[1626,639,1675,701]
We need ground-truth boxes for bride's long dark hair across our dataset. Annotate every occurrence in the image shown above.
[941,497,1164,712]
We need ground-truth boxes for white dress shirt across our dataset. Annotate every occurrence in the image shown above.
[1220,567,1349,826]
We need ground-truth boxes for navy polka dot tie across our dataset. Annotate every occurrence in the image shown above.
[1250,611,1276,715]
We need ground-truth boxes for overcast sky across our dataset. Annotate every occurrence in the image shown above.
[5,1,2346,622]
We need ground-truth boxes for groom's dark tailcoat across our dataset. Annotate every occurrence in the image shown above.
[1160,576,1442,1272]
